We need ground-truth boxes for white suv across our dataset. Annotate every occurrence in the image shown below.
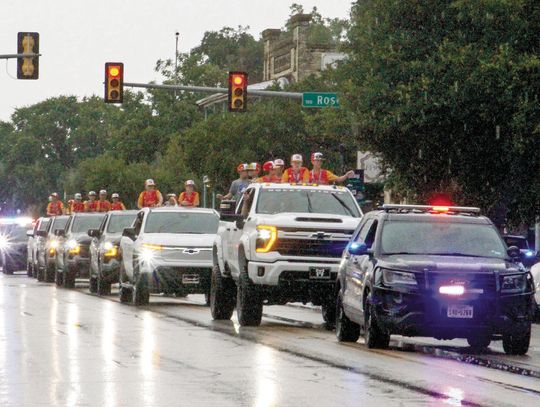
[210,183,363,326]
[118,207,220,305]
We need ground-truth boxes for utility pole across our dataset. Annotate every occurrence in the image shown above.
[174,32,179,98]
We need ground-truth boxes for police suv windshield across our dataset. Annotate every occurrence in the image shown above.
[71,215,106,233]
[256,188,361,217]
[144,212,219,234]
[107,214,137,233]
[381,220,507,259]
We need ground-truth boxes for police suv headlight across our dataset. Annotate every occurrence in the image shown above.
[381,268,417,286]
[256,225,277,253]
[501,273,528,293]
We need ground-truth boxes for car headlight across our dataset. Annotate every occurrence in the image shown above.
[140,243,162,263]
[103,241,118,258]
[49,240,59,249]
[256,225,277,253]
[381,268,417,286]
[67,239,80,255]
[501,273,528,293]
[0,236,10,250]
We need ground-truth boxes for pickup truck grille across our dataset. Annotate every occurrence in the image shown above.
[79,244,90,258]
[275,238,348,258]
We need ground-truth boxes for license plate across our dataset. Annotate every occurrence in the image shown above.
[181,274,200,285]
[447,304,473,319]
[309,267,331,280]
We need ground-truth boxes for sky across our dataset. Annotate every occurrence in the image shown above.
[0,0,352,121]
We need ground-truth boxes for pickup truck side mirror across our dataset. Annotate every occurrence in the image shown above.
[507,245,521,261]
[235,218,245,230]
[54,229,66,237]
[348,242,369,256]
[122,227,137,240]
[26,230,34,237]
[36,230,47,237]
[88,229,101,238]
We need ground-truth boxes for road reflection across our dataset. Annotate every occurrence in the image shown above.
[66,297,80,407]
[140,311,156,404]
[102,300,117,407]
[254,345,278,407]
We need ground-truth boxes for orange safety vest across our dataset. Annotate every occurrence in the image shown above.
[111,202,126,211]
[71,201,85,213]
[309,169,330,185]
[47,201,63,216]
[98,200,111,212]
[283,167,309,183]
[86,200,99,212]
[179,191,199,206]
[259,175,281,183]
[141,190,159,207]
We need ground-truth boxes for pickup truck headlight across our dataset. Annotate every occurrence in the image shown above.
[103,241,118,258]
[381,268,417,286]
[256,225,277,253]
[48,239,59,255]
[67,239,80,255]
[501,273,527,293]
[141,243,162,262]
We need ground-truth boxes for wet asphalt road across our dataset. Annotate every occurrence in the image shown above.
[1,273,540,407]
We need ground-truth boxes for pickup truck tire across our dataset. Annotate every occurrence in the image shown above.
[89,276,98,293]
[44,263,55,283]
[55,268,63,286]
[321,293,337,330]
[36,265,44,281]
[133,273,150,306]
[210,264,235,320]
[236,266,263,326]
[64,265,76,289]
[97,273,112,296]
[27,262,33,277]
[502,323,531,355]
[336,294,360,342]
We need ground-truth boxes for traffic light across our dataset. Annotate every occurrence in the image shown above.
[104,62,124,103]
[228,71,248,112]
[17,32,39,80]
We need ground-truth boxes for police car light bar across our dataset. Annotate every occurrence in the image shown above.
[381,204,481,215]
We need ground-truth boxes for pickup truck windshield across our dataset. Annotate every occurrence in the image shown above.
[38,218,50,231]
[107,214,137,233]
[381,221,507,259]
[50,217,69,233]
[145,212,219,234]
[256,188,361,217]
[71,215,106,233]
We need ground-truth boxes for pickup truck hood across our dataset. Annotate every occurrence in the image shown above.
[68,233,92,245]
[253,212,360,231]
[140,233,215,247]
[379,254,521,273]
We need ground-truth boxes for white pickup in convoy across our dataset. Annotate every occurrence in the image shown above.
[210,183,363,326]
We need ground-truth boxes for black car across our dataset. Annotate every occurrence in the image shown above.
[88,210,138,295]
[0,217,34,274]
[335,204,535,355]
[503,235,538,269]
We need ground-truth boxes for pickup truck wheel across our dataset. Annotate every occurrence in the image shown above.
[236,267,263,326]
[27,262,33,277]
[89,276,98,293]
[36,266,44,282]
[32,262,38,278]
[97,273,111,296]
[321,294,337,330]
[502,323,531,355]
[63,265,76,289]
[133,274,150,306]
[55,268,64,287]
[210,265,235,320]
[44,263,55,283]
[364,292,390,349]
[336,294,360,342]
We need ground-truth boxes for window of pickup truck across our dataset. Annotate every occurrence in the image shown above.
[256,188,361,217]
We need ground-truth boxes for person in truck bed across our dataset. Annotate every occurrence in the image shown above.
[309,152,355,185]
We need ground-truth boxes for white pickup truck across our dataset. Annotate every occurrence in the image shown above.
[210,183,363,326]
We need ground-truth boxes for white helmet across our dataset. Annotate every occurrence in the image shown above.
[99,189,107,195]
[145,179,156,186]
[88,191,97,196]
[74,193,82,200]
[111,193,119,199]
[291,154,303,163]
[273,158,285,167]
[185,180,195,186]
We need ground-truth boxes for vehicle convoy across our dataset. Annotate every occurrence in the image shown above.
[210,183,363,327]
[502,235,538,269]
[335,205,535,355]
[0,217,34,274]
[35,215,69,282]
[119,207,219,305]
[27,217,50,278]
[88,210,138,295]
[55,213,106,288]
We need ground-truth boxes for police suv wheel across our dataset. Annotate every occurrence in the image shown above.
[364,292,390,349]
[502,323,531,355]
[335,294,360,342]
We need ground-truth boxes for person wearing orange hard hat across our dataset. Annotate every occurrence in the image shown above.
[282,154,309,183]
[179,180,200,207]
[46,193,64,216]
[110,193,126,210]
[137,179,164,208]
[256,161,281,183]
[309,152,355,185]
[217,163,251,202]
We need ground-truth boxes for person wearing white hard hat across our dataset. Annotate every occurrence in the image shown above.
[96,189,111,212]
[179,180,200,207]
[309,152,355,185]
[84,191,99,212]
[46,192,64,216]
[282,154,309,183]
[137,179,163,209]
[273,159,285,179]
[110,193,126,211]
[70,193,85,213]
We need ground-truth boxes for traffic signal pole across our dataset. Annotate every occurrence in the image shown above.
[0,53,40,59]
[123,82,303,100]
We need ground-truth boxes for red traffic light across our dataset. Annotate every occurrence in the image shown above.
[232,74,244,86]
